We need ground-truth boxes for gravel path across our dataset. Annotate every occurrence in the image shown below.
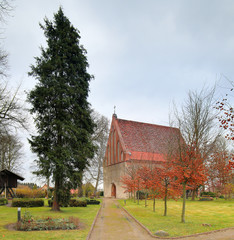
[88,198,234,240]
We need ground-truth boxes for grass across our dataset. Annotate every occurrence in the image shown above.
[118,198,234,237]
[0,199,101,240]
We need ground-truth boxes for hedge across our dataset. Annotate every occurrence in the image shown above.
[0,198,8,205]
[200,191,216,198]
[16,188,45,198]
[69,199,87,207]
[199,197,213,201]
[48,199,87,207]
[86,199,100,205]
[12,198,44,207]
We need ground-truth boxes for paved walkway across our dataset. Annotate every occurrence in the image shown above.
[88,198,234,240]
[88,198,152,240]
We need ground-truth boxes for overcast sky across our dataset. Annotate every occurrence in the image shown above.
[3,0,234,183]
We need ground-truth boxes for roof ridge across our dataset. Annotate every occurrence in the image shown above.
[117,118,178,130]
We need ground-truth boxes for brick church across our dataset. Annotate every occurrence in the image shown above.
[103,114,180,198]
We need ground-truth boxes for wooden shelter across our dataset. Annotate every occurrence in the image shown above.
[0,169,24,198]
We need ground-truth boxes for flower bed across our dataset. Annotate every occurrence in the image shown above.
[17,211,79,231]
[0,198,8,205]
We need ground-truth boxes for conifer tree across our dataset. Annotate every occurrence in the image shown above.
[28,7,95,211]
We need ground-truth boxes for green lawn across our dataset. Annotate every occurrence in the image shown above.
[0,200,101,240]
[119,198,234,237]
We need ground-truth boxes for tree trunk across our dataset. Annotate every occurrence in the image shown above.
[191,188,196,201]
[133,188,136,203]
[94,175,99,197]
[153,196,156,212]
[181,182,186,223]
[164,187,168,216]
[94,163,101,196]
[52,177,60,211]
[137,181,140,205]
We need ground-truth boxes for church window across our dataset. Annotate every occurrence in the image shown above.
[117,141,120,163]
[110,132,113,164]
[114,131,116,163]
[107,145,110,166]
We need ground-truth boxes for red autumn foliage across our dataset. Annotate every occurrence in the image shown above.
[216,86,234,141]
[171,144,207,187]
[207,151,233,192]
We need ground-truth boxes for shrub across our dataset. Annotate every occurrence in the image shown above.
[136,191,147,200]
[199,197,213,201]
[12,198,44,207]
[219,195,225,199]
[0,198,8,205]
[99,191,104,197]
[69,199,87,207]
[48,199,87,207]
[85,199,100,205]
[16,188,45,198]
[200,191,216,198]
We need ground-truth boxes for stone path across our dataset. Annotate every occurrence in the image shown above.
[88,198,152,240]
[88,198,234,240]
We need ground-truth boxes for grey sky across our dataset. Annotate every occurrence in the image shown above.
[3,0,234,183]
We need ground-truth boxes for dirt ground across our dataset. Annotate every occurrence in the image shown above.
[88,198,234,240]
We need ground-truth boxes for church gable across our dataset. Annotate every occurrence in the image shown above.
[104,114,180,166]
[105,114,125,166]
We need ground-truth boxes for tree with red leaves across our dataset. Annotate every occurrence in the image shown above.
[137,165,152,207]
[121,160,141,202]
[216,81,234,141]
[159,160,182,216]
[171,143,207,223]
[147,166,162,212]
[208,150,232,192]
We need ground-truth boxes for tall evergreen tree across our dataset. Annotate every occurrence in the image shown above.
[28,7,95,211]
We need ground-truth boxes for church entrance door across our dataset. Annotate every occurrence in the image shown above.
[111,183,116,198]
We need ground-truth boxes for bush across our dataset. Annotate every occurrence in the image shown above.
[219,195,225,199]
[48,199,87,207]
[99,191,104,197]
[199,197,213,201]
[200,191,216,198]
[0,198,8,205]
[12,198,44,207]
[136,191,147,200]
[69,199,87,207]
[85,199,100,205]
[16,188,45,198]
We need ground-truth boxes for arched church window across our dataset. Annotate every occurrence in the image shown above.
[117,141,120,163]
[107,145,110,166]
[110,132,113,164]
[114,131,116,163]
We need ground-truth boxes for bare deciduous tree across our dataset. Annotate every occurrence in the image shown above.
[0,133,23,173]
[0,0,14,78]
[174,87,220,200]
[84,112,109,195]
[0,82,28,133]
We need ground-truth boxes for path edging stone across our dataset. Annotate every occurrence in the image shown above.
[86,201,103,240]
[120,203,234,239]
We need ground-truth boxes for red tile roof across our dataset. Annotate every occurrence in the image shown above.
[116,118,180,161]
